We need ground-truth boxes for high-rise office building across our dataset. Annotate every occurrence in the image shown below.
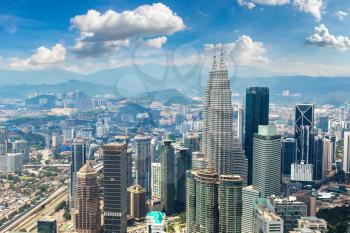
[127,185,147,220]
[37,217,57,233]
[218,175,243,233]
[291,161,313,182]
[343,131,350,174]
[295,104,315,163]
[0,126,8,155]
[175,147,192,212]
[186,169,219,233]
[70,137,88,208]
[237,108,245,146]
[268,196,307,232]
[183,132,201,152]
[160,137,175,214]
[151,162,162,200]
[317,116,329,133]
[73,161,101,233]
[12,140,29,163]
[253,125,281,198]
[191,151,208,169]
[103,143,128,233]
[245,87,269,184]
[242,185,260,233]
[253,202,283,233]
[6,153,23,173]
[186,169,243,233]
[232,137,248,186]
[202,53,234,175]
[313,135,324,180]
[281,138,297,182]
[134,134,151,194]
[323,134,336,178]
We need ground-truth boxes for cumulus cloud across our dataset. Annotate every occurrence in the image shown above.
[144,37,168,49]
[293,0,323,21]
[306,24,350,51]
[335,10,348,21]
[70,3,185,56]
[204,35,269,65]
[10,44,66,69]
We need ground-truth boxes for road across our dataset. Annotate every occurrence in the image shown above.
[0,162,103,233]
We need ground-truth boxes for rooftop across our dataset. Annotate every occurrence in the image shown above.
[147,211,165,224]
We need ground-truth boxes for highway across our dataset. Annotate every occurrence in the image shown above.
[0,162,103,233]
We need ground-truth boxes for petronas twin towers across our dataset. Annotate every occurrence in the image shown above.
[202,52,241,175]
[186,52,247,233]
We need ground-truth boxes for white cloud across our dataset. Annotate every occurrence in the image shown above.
[238,0,323,20]
[335,10,348,21]
[144,36,168,49]
[204,35,269,65]
[9,44,66,69]
[293,0,323,21]
[70,3,185,56]
[306,24,350,51]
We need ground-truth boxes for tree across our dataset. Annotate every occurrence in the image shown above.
[63,209,71,220]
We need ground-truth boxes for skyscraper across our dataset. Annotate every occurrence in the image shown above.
[242,185,260,233]
[218,175,243,233]
[183,132,201,152]
[295,104,315,163]
[237,108,245,146]
[245,87,269,184]
[343,131,350,174]
[313,135,324,180]
[103,143,127,233]
[175,147,192,212]
[202,53,234,175]
[252,125,281,198]
[151,162,162,200]
[160,137,175,214]
[0,126,8,155]
[232,137,248,186]
[127,185,147,220]
[323,134,336,178]
[134,134,151,195]
[70,137,88,208]
[186,169,219,233]
[12,140,29,163]
[73,161,101,233]
[281,138,297,183]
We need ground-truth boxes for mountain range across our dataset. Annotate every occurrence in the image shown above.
[1,65,350,105]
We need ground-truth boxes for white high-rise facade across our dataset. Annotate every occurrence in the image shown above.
[242,185,260,233]
[343,132,350,174]
[151,162,162,200]
[202,52,245,176]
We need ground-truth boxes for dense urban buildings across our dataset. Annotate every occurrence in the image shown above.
[103,143,128,233]
[253,201,283,233]
[245,87,269,184]
[242,185,260,233]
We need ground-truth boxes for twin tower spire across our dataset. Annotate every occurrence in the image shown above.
[210,47,227,72]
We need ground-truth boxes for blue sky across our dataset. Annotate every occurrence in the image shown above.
[1,0,350,76]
